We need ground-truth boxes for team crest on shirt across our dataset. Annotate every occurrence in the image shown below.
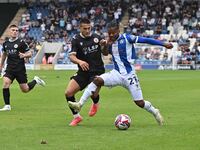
[120,39,124,44]
[14,44,18,48]
[93,38,99,43]
[80,42,83,46]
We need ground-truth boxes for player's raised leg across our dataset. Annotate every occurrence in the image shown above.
[19,75,45,93]
[128,79,164,125]
[136,100,164,125]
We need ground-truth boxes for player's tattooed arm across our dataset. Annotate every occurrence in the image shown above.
[19,50,32,59]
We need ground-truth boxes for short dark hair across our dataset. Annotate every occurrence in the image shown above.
[107,20,119,29]
[80,18,90,24]
[9,24,18,28]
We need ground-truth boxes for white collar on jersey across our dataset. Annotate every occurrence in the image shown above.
[9,37,18,42]
[112,34,121,43]
[80,33,92,38]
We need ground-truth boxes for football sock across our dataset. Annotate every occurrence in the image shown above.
[3,88,10,105]
[73,114,81,118]
[143,100,157,115]
[27,80,37,90]
[91,95,99,104]
[79,82,97,106]
[66,96,78,115]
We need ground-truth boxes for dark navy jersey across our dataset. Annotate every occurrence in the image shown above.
[2,38,29,72]
[69,33,105,73]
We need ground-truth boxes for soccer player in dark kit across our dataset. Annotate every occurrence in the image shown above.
[65,18,108,126]
[0,24,45,111]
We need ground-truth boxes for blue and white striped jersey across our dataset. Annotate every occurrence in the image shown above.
[109,33,164,75]
[109,33,138,75]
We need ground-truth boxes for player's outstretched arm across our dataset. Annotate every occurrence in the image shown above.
[137,37,173,49]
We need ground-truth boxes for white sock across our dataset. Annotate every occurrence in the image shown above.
[5,105,11,108]
[143,100,157,115]
[79,82,97,106]
[73,113,81,118]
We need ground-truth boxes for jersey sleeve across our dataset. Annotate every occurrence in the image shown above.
[125,34,138,44]
[137,37,164,46]
[20,40,30,52]
[98,34,103,41]
[69,36,78,55]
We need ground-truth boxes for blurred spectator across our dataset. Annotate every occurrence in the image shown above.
[47,54,54,64]
[42,55,47,64]
[16,0,200,65]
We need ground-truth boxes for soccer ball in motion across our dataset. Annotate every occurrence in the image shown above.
[114,114,131,130]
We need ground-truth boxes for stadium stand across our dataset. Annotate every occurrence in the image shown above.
[0,0,199,70]
[126,0,200,67]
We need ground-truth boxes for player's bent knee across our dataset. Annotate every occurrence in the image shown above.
[134,100,144,108]
[21,88,29,93]
[3,82,11,88]
[65,90,74,97]
[93,77,104,86]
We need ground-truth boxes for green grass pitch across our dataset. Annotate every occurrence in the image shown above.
[0,70,200,150]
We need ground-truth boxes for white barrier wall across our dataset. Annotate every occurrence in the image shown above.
[54,64,78,70]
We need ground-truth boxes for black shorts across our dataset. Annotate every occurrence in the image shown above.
[70,70,104,90]
[4,70,28,84]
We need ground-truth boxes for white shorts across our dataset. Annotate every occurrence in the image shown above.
[100,69,143,101]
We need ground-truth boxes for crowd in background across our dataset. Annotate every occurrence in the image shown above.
[1,0,199,66]
[126,0,200,65]
[18,0,124,64]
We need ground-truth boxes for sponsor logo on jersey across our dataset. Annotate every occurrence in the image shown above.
[7,49,17,54]
[83,45,99,55]
[94,38,99,43]
[14,44,18,48]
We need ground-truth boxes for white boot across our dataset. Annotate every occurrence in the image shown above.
[34,76,46,86]
[154,109,164,125]
[68,101,82,112]
[0,105,11,111]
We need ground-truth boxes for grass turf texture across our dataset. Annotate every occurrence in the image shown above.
[0,70,199,150]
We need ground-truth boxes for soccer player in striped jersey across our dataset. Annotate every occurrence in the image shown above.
[69,21,173,126]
